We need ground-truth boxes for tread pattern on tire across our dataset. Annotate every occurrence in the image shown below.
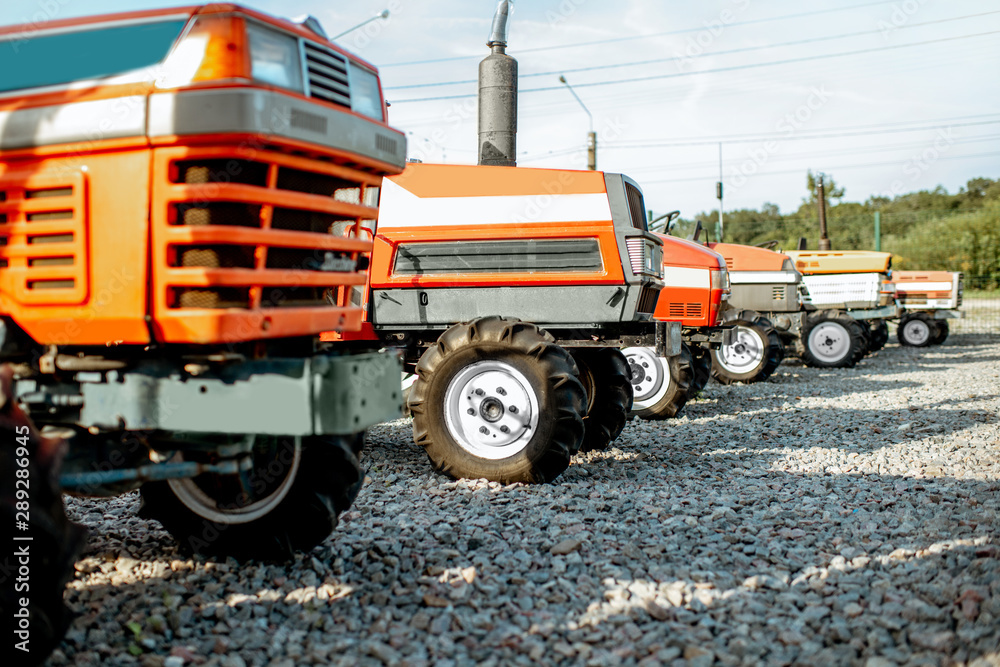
[139,433,364,561]
[688,344,712,396]
[710,309,785,385]
[408,317,586,484]
[572,348,633,453]
[931,319,950,345]
[796,310,867,368]
[866,319,889,352]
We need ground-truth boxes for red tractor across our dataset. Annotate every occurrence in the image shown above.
[623,227,735,419]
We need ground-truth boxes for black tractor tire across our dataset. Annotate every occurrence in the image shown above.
[572,348,633,453]
[139,433,364,560]
[1,368,86,666]
[624,346,693,420]
[867,319,890,352]
[796,311,867,368]
[407,317,586,484]
[931,319,950,345]
[401,372,416,418]
[897,312,936,347]
[710,312,784,384]
[688,344,712,396]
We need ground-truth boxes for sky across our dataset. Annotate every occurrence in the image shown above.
[2,0,998,220]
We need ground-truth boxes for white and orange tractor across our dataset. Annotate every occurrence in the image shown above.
[701,244,894,369]
[784,249,899,362]
[892,270,963,346]
[621,227,742,419]
[331,163,673,484]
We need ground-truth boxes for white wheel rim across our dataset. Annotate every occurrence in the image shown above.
[808,322,851,363]
[623,347,671,411]
[717,325,765,375]
[167,436,302,525]
[903,320,931,345]
[444,361,539,460]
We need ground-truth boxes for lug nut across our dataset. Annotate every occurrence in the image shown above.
[508,406,518,414]
[500,425,510,434]
[497,387,507,396]
[468,408,476,416]
[479,426,489,435]
[475,388,485,396]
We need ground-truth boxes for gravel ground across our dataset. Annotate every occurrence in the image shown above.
[50,336,1000,667]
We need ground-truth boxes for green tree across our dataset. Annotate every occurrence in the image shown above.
[804,170,845,206]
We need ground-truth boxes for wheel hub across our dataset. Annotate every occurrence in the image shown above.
[903,320,931,345]
[717,326,765,374]
[444,361,539,460]
[623,347,666,402]
[808,321,850,362]
[479,396,505,423]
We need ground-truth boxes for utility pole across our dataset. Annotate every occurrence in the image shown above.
[587,130,597,172]
[874,211,882,251]
[817,172,831,251]
[716,142,724,242]
[559,75,596,170]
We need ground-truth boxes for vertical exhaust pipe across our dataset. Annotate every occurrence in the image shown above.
[478,0,517,166]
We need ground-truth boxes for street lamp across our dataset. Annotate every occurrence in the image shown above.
[558,75,596,171]
[332,9,390,40]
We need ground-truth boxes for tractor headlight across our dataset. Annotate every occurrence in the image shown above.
[248,23,304,92]
[711,267,730,291]
[350,66,385,121]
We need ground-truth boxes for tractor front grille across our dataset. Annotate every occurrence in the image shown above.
[637,285,660,315]
[624,182,647,230]
[664,302,703,319]
[304,42,352,109]
[152,146,380,342]
[0,172,89,304]
[393,239,603,275]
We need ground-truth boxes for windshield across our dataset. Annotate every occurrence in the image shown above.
[0,19,187,93]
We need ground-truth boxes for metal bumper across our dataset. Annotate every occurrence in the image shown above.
[932,309,964,320]
[21,352,403,436]
[656,322,684,357]
[683,326,736,348]
[846,304,900,321]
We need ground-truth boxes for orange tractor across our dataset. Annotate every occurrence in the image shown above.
[892,270,963,346]
[785,249,898,362]
[1,5,405,657]
[622,225,736,418]
[707,244,897,368]
[335,163,671,483]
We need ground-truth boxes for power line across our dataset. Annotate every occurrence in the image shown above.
[611,117,1000,149]
[639,151,1000,185]
[379,0,912,68]
[612,135,1000,175]
[384,10,1000,91]
[394,42,998,126]
[389,31,1000,103]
